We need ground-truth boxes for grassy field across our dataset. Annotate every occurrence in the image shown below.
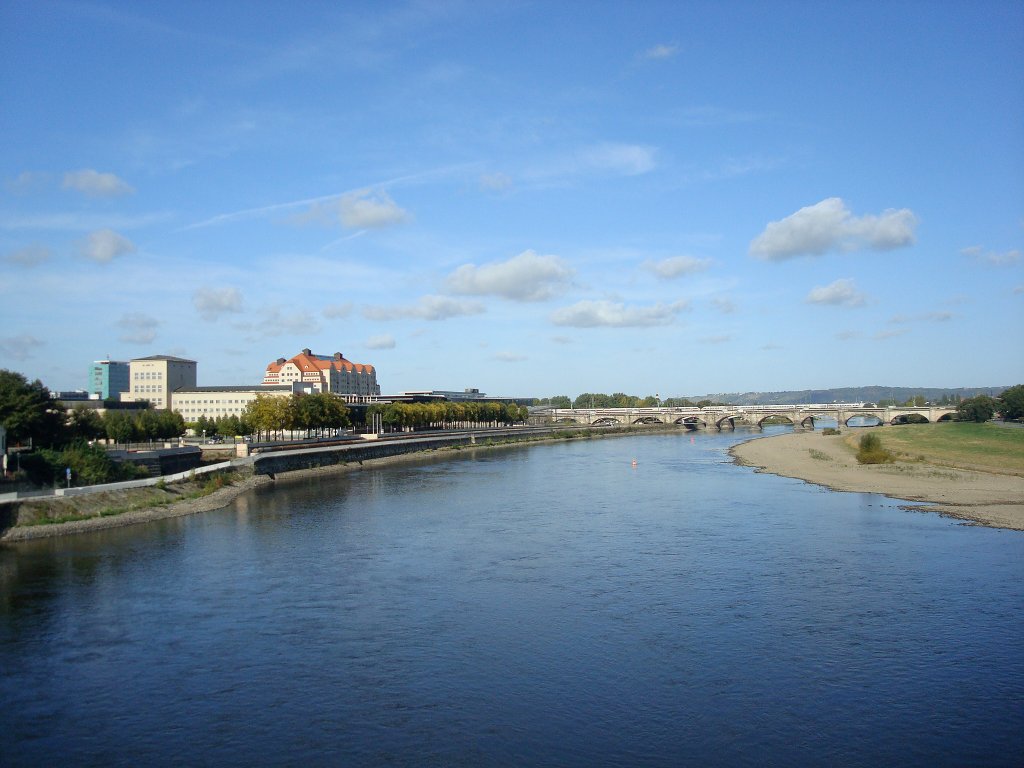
[843,423,1024,475]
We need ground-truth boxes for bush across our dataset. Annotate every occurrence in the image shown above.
[856,431,894,464]
[822,427,840,435]
[17,442,147,487]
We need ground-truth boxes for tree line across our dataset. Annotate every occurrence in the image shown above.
[235,392,352,440]
[366,400,529,432]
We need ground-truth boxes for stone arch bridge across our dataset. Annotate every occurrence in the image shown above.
[539,404,957,430]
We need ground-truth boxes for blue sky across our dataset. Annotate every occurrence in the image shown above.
[2,1,1022,399]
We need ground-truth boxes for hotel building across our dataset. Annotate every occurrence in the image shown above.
[263,348,380,397]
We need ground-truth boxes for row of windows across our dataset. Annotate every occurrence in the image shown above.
[133,372,163,380]
[133,385,164,393]
[177,399,251,405]
[176,407,244,415]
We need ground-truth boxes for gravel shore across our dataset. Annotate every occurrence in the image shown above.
[730,430,1024,530]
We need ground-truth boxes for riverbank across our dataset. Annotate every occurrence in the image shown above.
[731,430,1024,530]
[0,426,657,542]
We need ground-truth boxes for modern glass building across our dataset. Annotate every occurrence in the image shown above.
[88,360,130,400]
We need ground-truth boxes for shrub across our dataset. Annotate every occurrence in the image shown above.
[822,427,840,436]
[856,431,895,464]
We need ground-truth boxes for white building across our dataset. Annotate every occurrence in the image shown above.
[121,355,197,410]
[171,384,300,421]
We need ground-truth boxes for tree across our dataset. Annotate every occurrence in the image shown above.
[535,395,571,408]
[957,395,997,423]
[68,406,104,441]
[103,410,137,444]
[0,369,68,446]
[998,385,1024,421]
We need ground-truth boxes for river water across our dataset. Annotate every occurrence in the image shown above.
[2,429,1022,766]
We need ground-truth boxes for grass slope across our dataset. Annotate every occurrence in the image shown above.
[844,423,1024,475]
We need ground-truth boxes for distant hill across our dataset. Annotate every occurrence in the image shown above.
[685,386,1010,406]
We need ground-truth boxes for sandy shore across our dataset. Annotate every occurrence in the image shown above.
[731,431,1024,531]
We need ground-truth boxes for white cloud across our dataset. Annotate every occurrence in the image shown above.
[117,313,159,344]
[193,287,244,321]
[892,311,953,324]
[0,333,43,360]
[495,351,527,362]
[366,334,396,350]
[578,143,657,176]
[873,328,909,340]
[338,189,408,229]
[254,308,321,336]
[3,245,50,267]
[291,189,409,229]
[961,245,1021,266]
[750,198,917,260]
[711,297,736,314]
[5,171,50,194]
[446,250,573,301]
[480,172,513,192]
[81,229,136,262]
[323,302,353,319]
[363,295,485,321]
[641,43,679,60]
[805,278,868,307]
[1,211,171,232]
[644,255,712,279]
[62,169,135,197]
[550,299,689,328]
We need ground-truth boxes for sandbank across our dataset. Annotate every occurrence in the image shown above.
[731,430,1024,531]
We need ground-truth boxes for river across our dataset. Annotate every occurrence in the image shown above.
[2,429,1022,766]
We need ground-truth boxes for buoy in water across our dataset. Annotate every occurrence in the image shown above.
[631,458,638,467]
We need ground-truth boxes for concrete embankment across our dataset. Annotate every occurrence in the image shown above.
[1,425,640,541]
[250,428,556,477]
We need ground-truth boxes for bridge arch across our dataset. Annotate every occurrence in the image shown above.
[891,413,930,425]
[754,413,796,428]
[632,416,664,425]
[592,416,623,426]
[676,415,707,430]
[844,414,884,427]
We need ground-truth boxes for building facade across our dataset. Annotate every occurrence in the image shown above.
[263,348,379,396]
[171,385,297,421]
[121,355,197,410]
[88,360,130,400]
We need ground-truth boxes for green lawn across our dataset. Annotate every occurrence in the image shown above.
[848,423,1024,475]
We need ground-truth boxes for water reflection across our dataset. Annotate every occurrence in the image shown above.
[1,430,1022,767]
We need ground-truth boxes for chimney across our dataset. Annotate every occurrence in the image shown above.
[277,358,286,365]
[302,348,311,355]
[334,352,343,360]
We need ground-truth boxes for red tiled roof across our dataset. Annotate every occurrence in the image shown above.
[264,350,375,378]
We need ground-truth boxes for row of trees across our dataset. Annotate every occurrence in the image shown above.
[194,397,530,439]
[366,401,529,432]
[240,393,352,440]
[0,370,186,447]
[69,407,186,443]
[956,387,1024,422]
